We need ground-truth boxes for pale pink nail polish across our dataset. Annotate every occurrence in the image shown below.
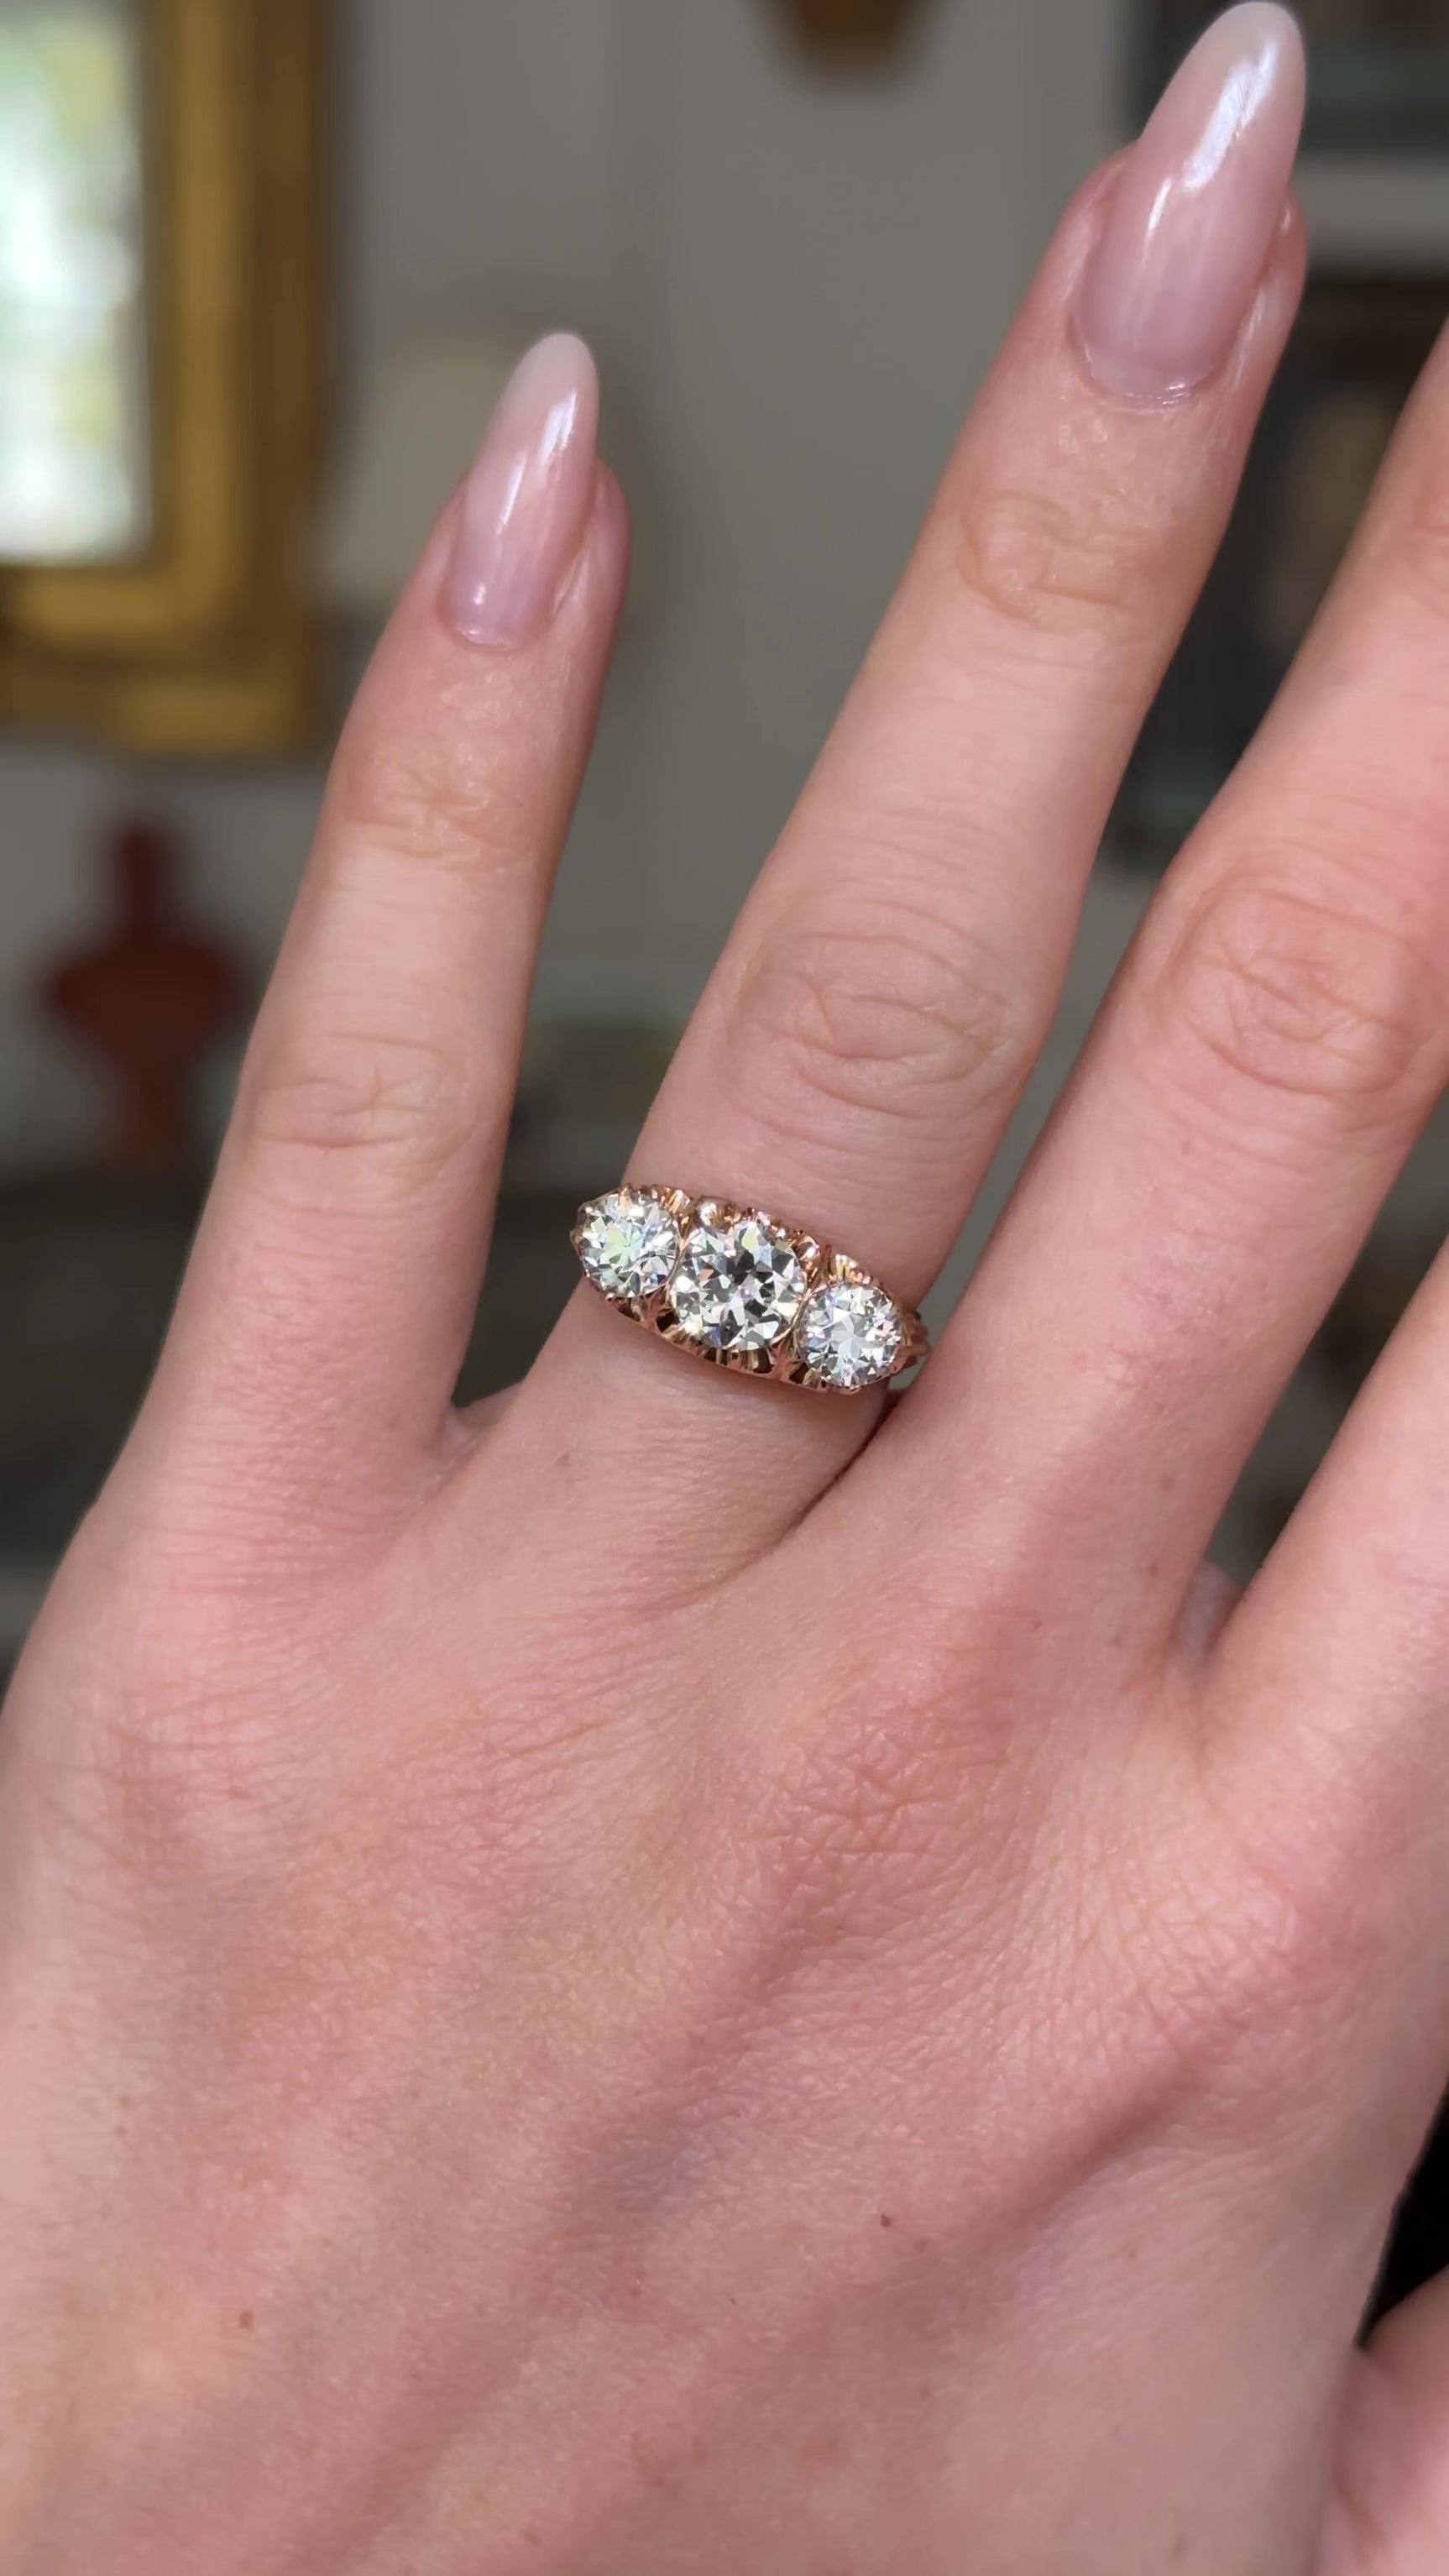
[447,334,600,646]
[1075,3,1305,405]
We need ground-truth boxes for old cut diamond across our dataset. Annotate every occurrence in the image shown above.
[576,1191,680,1304]
[669,1212,808,1353]
[796,1280,903,1390]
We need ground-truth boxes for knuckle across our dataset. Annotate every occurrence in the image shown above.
[741,1626,1037,1956]
[735,909,1029,1133]
[748,1722,973,1961]
[328,714,515,884]
[243,1018,475,1200]
[1159,872,1435,1123]
[25,1607,317,1904]
[761,1724,961,1934]
[951,472,1159,645]
[1160,1824,1380,2134]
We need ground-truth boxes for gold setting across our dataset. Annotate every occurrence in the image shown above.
[572,1185,929,1392]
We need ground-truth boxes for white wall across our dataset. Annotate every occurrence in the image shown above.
[0,0,1129,1161]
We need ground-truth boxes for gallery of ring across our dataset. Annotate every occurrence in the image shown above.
[572,1186,929,1391]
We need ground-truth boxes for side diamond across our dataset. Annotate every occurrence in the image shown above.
[575,1191,681,1305]
[795,1280,903,1390]
[669,1212,808,1353]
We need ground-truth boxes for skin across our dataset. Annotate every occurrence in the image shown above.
[8,137,1449,2576]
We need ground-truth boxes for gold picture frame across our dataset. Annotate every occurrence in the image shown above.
[0,0,325,755]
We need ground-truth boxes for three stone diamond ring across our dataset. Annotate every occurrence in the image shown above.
[573,1186,929,1392]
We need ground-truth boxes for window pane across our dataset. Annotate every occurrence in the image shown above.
[0,0,147,564]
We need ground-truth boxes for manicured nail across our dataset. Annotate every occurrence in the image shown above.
[447,334,599,646]
[1075,3,1305,404]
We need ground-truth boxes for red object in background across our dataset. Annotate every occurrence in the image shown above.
[767,0,923,59]
[45,823,246,1175]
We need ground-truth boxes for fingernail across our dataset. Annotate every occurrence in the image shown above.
[447,333,600,646]
[1075,3,1305,405]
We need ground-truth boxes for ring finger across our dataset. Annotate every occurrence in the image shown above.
[518,4,1307,1537]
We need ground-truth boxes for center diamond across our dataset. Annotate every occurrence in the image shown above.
[669,1212,808,1353]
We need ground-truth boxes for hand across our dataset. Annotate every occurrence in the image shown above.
[4,8,1448,2568]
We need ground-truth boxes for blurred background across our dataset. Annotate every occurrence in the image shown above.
[0,0,1448,2294]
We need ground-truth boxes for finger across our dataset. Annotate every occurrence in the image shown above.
[136,338,628,1532]
[1210,1240,1449,1840]
[517,8,1307,1540]
[894,295,1449,1647]
[1321,2273,1449,2576]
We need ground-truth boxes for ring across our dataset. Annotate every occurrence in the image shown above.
[572,1186,929,1392]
